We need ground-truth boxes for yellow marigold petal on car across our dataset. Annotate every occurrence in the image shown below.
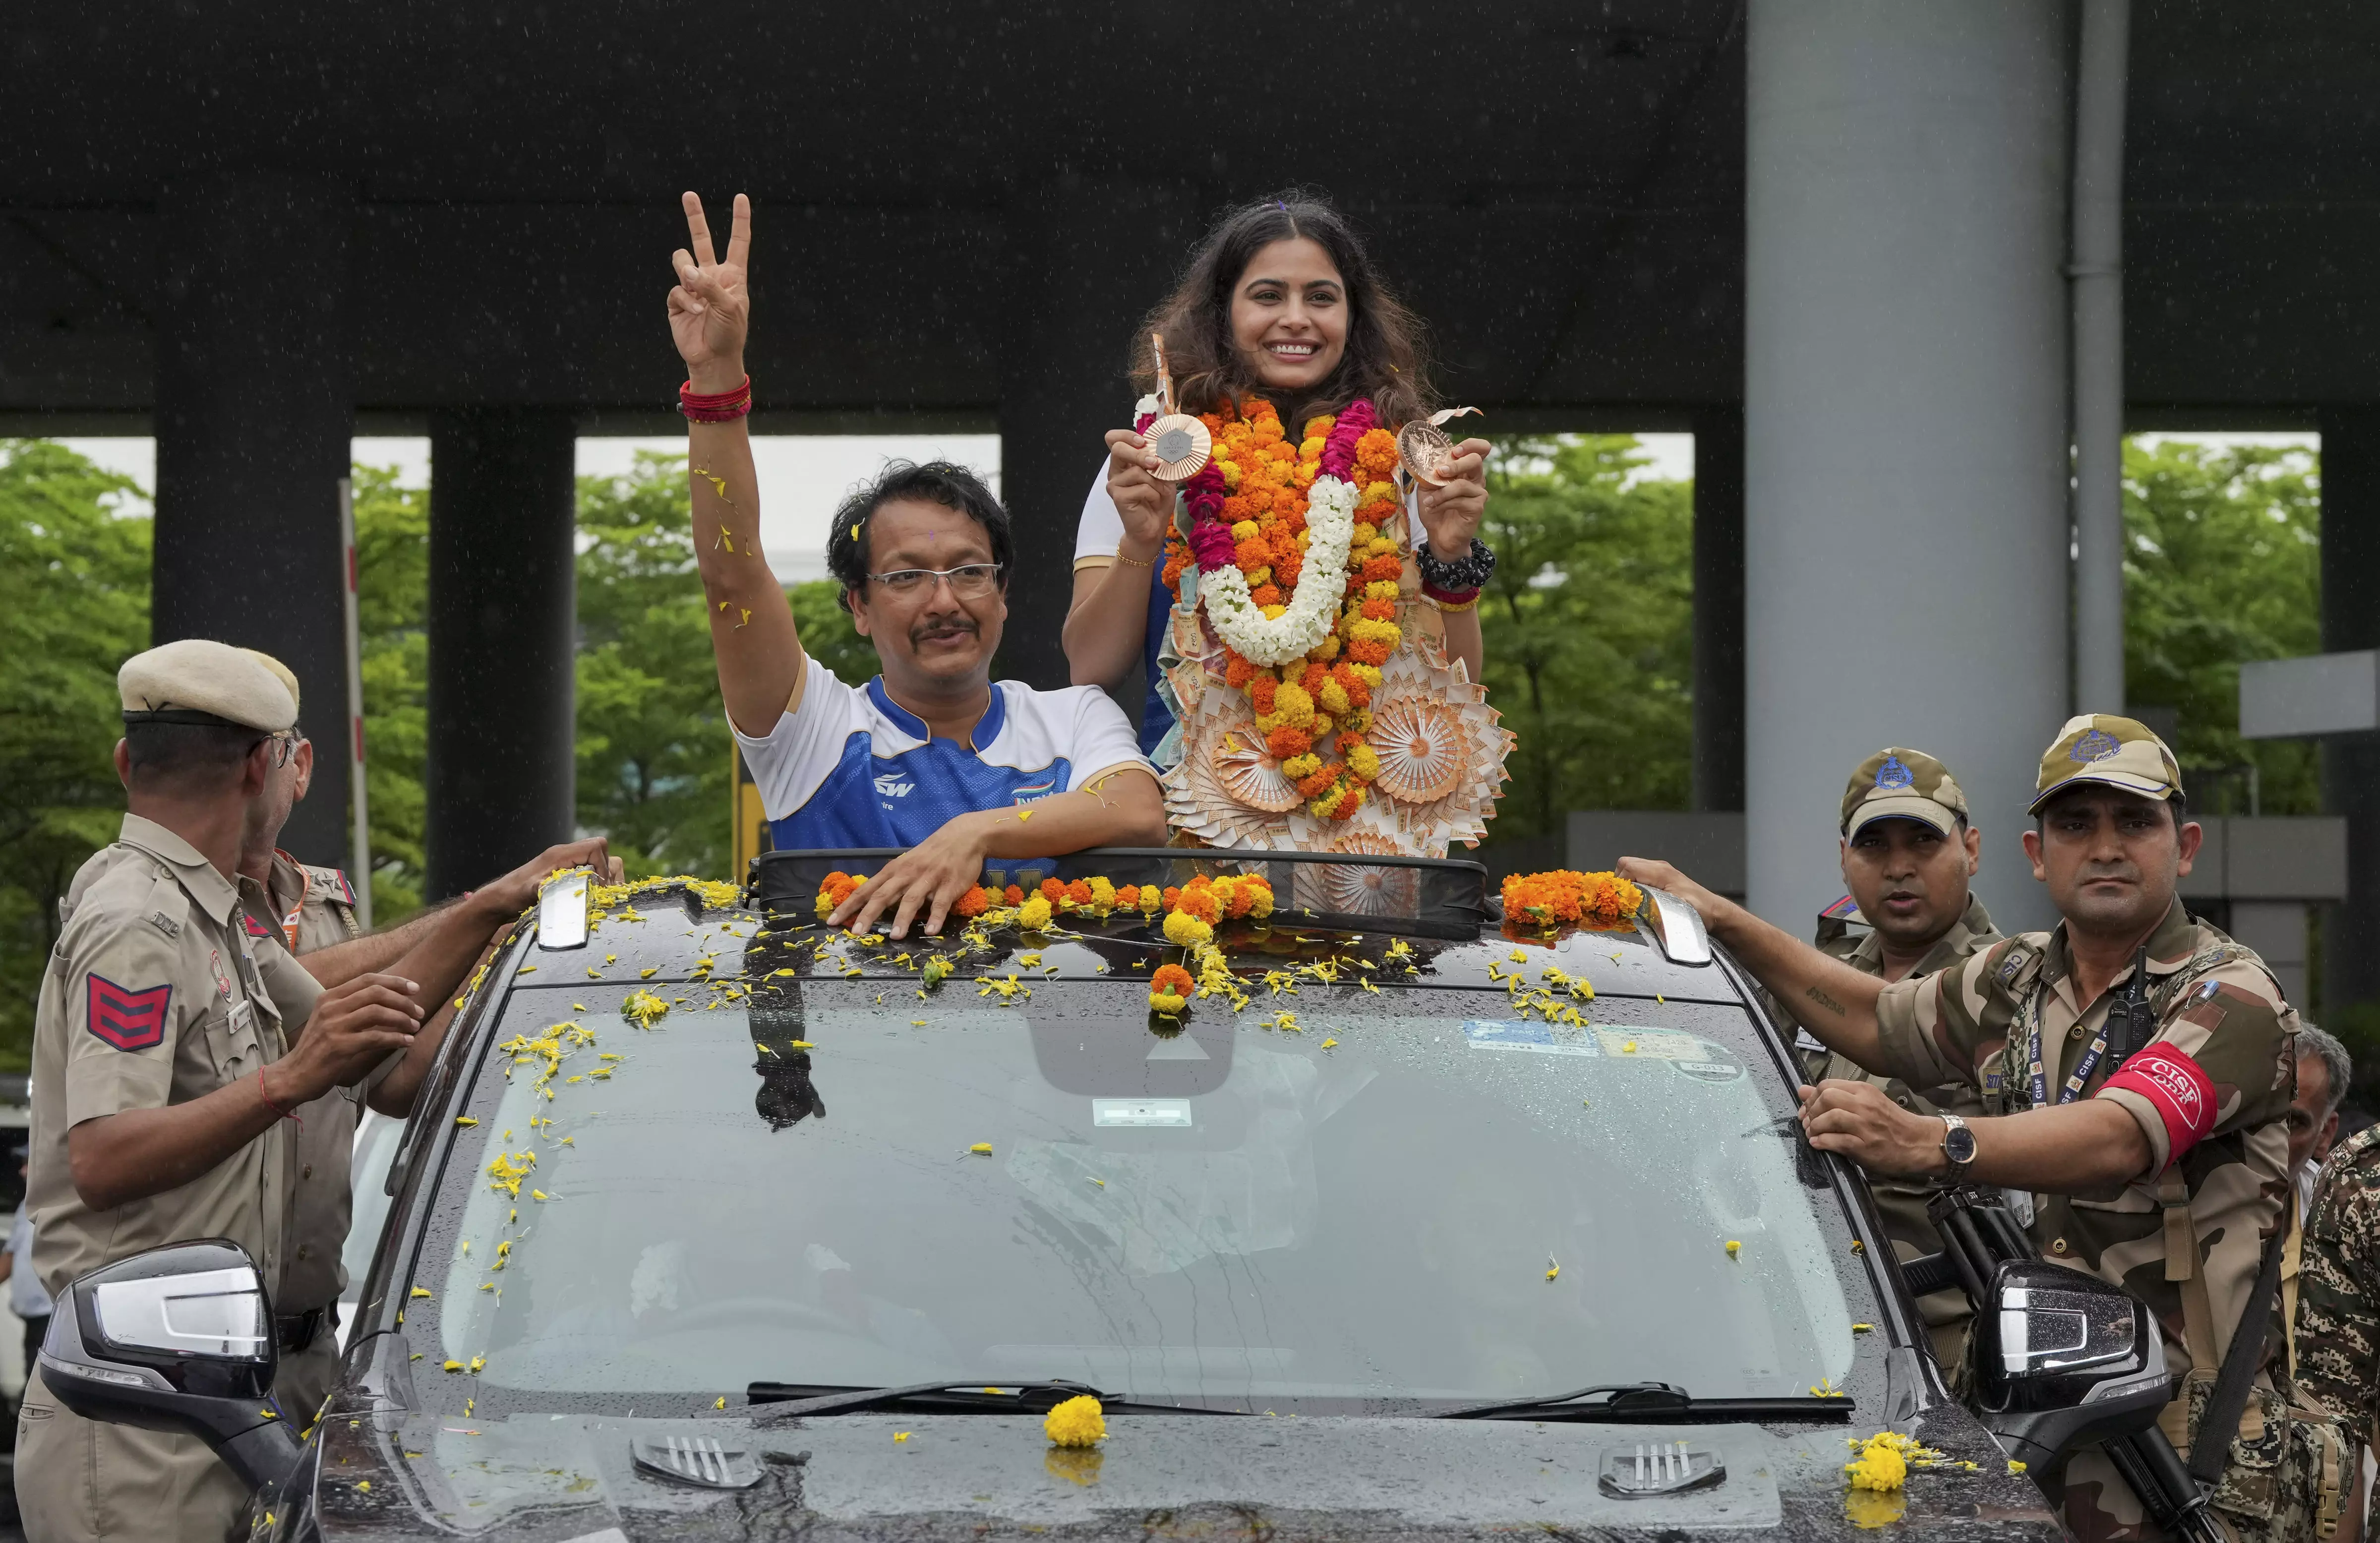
[1044,1394,1106,1449]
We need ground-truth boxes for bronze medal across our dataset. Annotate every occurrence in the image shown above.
[1396,406,1483,487]
[1145,332,1212,483]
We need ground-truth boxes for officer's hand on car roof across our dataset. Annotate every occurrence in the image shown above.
[471,839,624,918]
[1614,857,1728,926]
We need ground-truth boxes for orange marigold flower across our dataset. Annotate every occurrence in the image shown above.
[1150,963,1196,997]
[1224,653,1263,690]
[1177,886,1222,925]
[1362,554,1402,583]
[1266,441,1296,463]
[1250,677,1277,715]
[1004,884,1024,905]
[1220,494,1253,522]
[1250,583,1285,609]
[1065,879,1095,908]
[1295,762,1342,800]
[1234,536,1270,570]
[1116,884,1140,909]
[1357,427,1398,460]
[1266,724,1313,761]
[1355,498,1399,524]
[1039,878,1066,902]
[1275,557,1303,590]
[1347,637,1392,666]
[1161,885,1182,910]
[1361,597,1398,621]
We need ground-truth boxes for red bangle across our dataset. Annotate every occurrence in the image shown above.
[1421,579,1482,610]
[680,375,752,423]
[257,1065,299,1125]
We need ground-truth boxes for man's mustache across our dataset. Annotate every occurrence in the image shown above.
[910,613,979,645]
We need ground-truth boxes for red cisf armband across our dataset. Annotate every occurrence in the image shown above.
[2098,1044,2218,1167]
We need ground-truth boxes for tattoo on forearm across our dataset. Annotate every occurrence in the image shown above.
[1805,985,1847,1017]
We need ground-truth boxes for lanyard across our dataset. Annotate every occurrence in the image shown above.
[2026,944,2151,1108]
[278,866,311,951]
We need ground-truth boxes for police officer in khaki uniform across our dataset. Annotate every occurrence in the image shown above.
[227,652,621,1421]
[18,641,432,1543]
[1624,716,2347,1543]
[1767,748,2002,1368]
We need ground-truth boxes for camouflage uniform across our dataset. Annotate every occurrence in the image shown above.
[2297,1122,2380,1537]
[1771,891,2000,1367]
[1872,895,2344,1543]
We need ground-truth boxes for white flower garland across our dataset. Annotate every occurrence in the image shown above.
[1197,474,1360,666]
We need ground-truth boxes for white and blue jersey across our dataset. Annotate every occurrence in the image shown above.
[736,657,1155,851]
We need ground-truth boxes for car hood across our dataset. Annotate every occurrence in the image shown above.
[286,1407,2066,1542]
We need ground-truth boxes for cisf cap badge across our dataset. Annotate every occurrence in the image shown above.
[2071,729,2123,764]
[1874,754,1914,791]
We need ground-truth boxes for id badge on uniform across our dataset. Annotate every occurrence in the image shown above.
[226,998,256,1036]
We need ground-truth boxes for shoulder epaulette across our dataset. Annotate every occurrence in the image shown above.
[303,865,358,907]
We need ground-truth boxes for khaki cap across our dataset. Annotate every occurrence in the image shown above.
[240,649,301,718]
[2029,713,2183,814]
[1840,747,1969,837]
[119,639,297,733]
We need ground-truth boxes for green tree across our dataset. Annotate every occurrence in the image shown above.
[0,440,151,1065]
[1474,435,1696,857]
[2121,438,2323,815]
[352,463,432,921]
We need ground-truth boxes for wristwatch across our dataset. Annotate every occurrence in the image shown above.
[1939,1113,1977,1178]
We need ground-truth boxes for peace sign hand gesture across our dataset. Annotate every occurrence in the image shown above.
[668,191,752,393]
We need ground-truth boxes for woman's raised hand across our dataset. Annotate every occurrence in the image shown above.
[1103,428,1172,550]
[668,192,752,391]
[1416,436,1492,561]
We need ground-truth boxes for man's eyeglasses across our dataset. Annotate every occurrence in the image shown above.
[868,563,1004,600]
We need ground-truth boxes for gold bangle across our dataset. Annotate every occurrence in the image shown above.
[1428,595,1480,614]
[1113,551,1153,569]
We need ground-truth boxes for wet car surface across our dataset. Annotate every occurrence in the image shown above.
[251,864,2068,1542]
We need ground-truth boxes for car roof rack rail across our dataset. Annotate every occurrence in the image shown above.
[1637,886,1713,966]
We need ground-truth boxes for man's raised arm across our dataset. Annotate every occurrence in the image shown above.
[1615,857,1895,1071]
[670,190,806,738]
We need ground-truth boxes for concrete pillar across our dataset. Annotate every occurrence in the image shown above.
[425,410,578,899]
[999,178,1201,695]
[153,172,354,864]
[1744,2,2072,932]
[1692,405,1746,813]
[2318,406,2380,1018]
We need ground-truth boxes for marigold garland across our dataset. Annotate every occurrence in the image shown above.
[810,872,1272,943]
[1153,396,1405,820]
[1500,870,1644,931]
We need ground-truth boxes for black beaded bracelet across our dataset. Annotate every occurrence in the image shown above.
[1415,536,1496,594]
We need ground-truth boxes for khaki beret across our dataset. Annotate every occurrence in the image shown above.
[119,639,297,733]
[2030,713,2184,814]
[240,649,301,718]
[1840,747,1969,838]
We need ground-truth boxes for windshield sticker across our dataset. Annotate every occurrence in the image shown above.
[1093,1098,1193,1128]
[1593,1027,1710,1061]
[1463,1020,1601,1056]
[1670,1056,1745,1084]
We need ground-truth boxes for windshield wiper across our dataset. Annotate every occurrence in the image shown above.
[1434,1380,1854,1422]
[749,1378,1249,1424]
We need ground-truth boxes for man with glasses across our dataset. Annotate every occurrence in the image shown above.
[666,190,1165,941]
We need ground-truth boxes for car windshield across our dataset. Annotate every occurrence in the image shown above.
[406,922,1873,1416]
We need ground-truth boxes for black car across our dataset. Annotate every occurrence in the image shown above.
[44,849,2165,1542]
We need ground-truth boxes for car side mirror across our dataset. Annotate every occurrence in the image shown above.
[1972,1258,2172,1477]
[40,1240,305,1492]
